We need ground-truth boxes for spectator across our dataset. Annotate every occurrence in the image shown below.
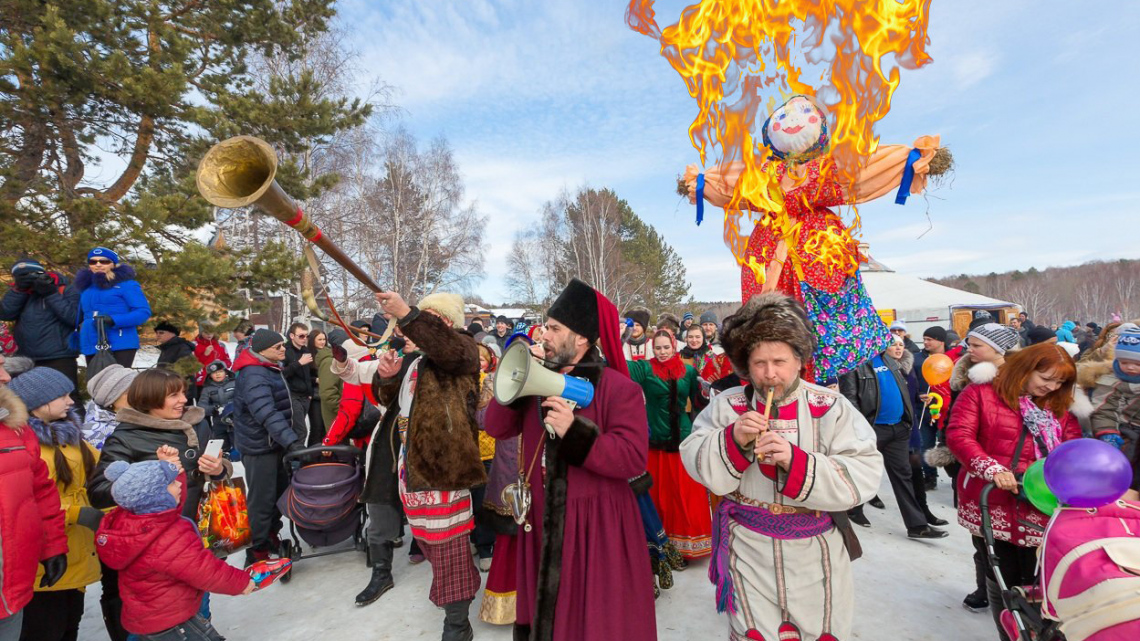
[1027,324,1059,345]
[95,457,254,640]
[232,329,299,566]
[681,312,694,331]
[83,364,138,450]
[0,259,82,407]
[947,343,1083,638]
[316,329,344,437]
[1089,326,1140,458]
[281,322,314,445]
[197,360,236,450]
[306,329,328,445]
[0,357,69,641]
[1018,311,1035,331]
[491,315,511,353]
[1056,320,1077,343]
[154,321,194,366]
[1010,317,1027,346]
[231,320,254,357]
[889,321,921,354]
[914,326,954,490]
[623,307,651,361]
[75,247,151,368]
[192,324,232,387]
[699,310,720,346]
[655,312,681,338]
[6,367,101,641]
[841,339,947,539]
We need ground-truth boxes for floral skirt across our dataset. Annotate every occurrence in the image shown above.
[800,271,891,382]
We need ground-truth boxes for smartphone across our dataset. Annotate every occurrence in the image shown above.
[202,439,225,459]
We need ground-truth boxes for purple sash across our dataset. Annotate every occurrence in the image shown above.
[709,499,833,614]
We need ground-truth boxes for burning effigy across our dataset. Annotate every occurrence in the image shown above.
[629,0,950,381]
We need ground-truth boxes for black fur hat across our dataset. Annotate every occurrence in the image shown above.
[625,307,650,330]
[547,279,599,341]
[721,293,817,374]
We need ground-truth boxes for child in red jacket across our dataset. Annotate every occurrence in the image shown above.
[95,448,253,640]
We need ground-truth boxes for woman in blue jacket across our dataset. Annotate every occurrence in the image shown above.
[75,247,151,368]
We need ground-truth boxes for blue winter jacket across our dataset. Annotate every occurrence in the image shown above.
[0,273,80,360]
[75,266,152,355]
[1056,321,1077,343]
[232,349,297,456]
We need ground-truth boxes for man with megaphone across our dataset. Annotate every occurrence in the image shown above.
[485,279,657,641]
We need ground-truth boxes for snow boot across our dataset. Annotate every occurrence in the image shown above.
[986,578,1011,641]
[356,544,394,606]
[442,599,474,641]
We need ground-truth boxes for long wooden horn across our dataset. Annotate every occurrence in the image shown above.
[196,135,385,293]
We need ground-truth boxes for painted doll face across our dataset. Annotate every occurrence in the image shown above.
[764,96,827,160]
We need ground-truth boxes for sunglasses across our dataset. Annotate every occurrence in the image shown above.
[88,259,113,265]
[294,334,308,339]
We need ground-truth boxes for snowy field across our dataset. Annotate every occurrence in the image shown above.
[76,474,998,640]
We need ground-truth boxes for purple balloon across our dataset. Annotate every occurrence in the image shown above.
[1043,439,1134,508]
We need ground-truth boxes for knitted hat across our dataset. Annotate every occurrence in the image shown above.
[1114,327,1140,363]
[966,323,1019,355]
[973,310,993,321]
[418,293,465,328]
[1026,325,1057,345]
[88,247,120,264]
[250,329,285,353]
[700,311,718,325]
[154,321,179,334]
[625,307,650,331]
[10,259,44,277]
[922,326,947,344]
[682,312,694,323]
[889,320,907,332]
[105,460,180,515]
[7,367,74,411]
[946,330,961,346]
[205,360,229,376]
[495,315,510,325]
[326,329,349,347]
[86,364,138,409]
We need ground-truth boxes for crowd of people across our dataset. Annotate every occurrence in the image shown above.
[1,247,1139,641]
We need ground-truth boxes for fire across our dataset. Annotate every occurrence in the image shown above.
[628,0,932,282]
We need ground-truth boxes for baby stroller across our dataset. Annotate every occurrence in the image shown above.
[276,444,368,583]
[979,483,1065,641]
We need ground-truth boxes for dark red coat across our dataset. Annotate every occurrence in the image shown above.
[0,387,68,617]
[947,383,1082,547]
[94,473,250,634]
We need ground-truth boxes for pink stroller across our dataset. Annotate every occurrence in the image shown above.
[1038,500,1140,641]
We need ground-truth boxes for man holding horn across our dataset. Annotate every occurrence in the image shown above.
[681,293,884,641]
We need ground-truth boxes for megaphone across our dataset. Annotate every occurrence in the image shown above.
[494,342,594,420]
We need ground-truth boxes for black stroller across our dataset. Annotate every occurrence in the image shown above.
[979,483,1066,641]
[276,444,368,583]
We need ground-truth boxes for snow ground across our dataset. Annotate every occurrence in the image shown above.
[77,475,998,640]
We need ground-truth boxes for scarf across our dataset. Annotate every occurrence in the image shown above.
[1019,396,1063,459]
[27,410,83,447]
[650,354,686,381]
[1114,361,1140,385]
[625,332,648,347]
[680,343,709,361]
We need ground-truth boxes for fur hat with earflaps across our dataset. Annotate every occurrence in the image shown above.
[721,293,817,375]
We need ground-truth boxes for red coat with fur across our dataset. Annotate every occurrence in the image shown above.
[94,473,250,634]
[947,383,1082,547]
[0,387,68,617]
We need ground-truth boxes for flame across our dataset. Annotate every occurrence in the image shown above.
[627,0,932,283]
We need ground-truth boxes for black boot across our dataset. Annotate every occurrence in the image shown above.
[356,544,394,606]
[986,578,1010,641]
[442,599,474,641]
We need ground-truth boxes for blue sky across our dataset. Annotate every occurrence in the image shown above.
[336,0,1140,303]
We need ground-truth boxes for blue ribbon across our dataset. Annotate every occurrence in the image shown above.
[895,148,922,205]
[696,173,705,225]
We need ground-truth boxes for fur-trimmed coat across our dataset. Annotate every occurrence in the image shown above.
[75,265,152,354]
[374,307,486,492]
[485,348,656,641]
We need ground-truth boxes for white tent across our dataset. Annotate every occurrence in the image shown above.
[860,256,1019,336]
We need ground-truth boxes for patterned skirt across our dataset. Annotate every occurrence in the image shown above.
[648,449,713,560]
[799,271,891,382]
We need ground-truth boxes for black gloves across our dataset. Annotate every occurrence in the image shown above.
[77,506,104,531]
[31,272,57,296]
[12,271,39,291]
[286,440,305,455]
[95,315,115,328]
[40,554,68,588]
[330,342,348,364]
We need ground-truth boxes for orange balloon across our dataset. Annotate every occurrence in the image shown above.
[922,354,954,386]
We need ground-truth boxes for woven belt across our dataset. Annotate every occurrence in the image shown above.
[728,491,821,517]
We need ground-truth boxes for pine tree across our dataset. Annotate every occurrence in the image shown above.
[0,0,371,327]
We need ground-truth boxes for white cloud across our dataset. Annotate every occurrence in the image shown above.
[950,51,997,89]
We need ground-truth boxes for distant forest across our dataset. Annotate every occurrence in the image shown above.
[930,259,1139,326]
